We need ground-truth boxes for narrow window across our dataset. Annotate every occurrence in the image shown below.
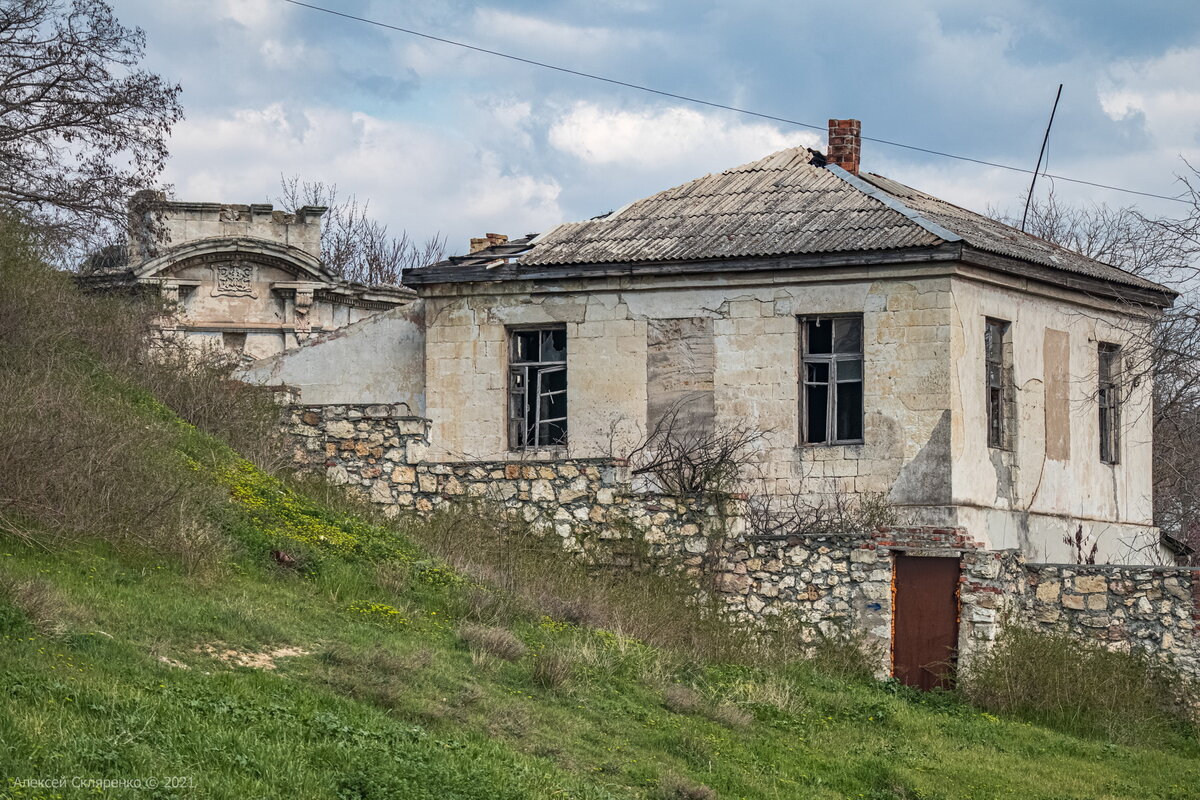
[1098,343,1120,464]
[985,318,1011,449]
[801,316,863,444]
[508,327,567,449]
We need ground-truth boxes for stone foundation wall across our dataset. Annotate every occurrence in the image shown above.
[287,403,1200,681]
[288,404,738,562]
[1018,563,1200,677]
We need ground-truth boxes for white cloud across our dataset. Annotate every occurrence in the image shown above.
[471,9,659,56]
[1101,47,1200,158]
[164,104,563,252]
[548,102,820,170]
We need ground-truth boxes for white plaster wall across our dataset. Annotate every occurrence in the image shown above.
[948,273,1158,562]
[240,302,427,410]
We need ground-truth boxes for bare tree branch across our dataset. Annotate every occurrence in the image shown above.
[277,175,446,286]
[0,0,183,262]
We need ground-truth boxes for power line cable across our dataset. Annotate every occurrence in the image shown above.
[281,0,1191,206]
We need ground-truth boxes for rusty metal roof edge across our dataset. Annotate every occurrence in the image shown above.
[824,164,963,244]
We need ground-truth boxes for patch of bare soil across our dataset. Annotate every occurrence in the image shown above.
[193,643,311,670]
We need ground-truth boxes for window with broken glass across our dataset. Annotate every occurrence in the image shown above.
[1098,343,1121,464]
[508,327,567,449]
[985,318,1011,449]
[801,316,864,444]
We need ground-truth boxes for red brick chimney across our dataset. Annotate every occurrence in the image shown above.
[469,232,508,254]
[827,119,861,175]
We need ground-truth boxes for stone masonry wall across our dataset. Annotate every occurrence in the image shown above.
[288,404,738,563]
[288,403,1200,681]
[1019,563,1200,678]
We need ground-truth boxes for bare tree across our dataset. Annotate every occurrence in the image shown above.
[624,397,767,496]
[0,0,183,260]
[277,175,446,286]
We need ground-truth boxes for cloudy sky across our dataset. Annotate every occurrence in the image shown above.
[110,0,1200,256]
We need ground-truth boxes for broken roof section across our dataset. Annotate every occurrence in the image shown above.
[410,141,1174,305]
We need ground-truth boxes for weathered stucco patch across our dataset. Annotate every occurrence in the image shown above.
[647,317,715,436]
[1043,328,1070,462]
[890,410,952,505]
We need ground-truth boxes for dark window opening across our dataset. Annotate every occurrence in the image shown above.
[1098,343,1120,464]
[801,316,864,444]
[222,331,247,353]
[509,327,567,449]
[985,318,1011,449]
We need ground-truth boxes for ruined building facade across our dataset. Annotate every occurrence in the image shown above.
[81,198,412,360]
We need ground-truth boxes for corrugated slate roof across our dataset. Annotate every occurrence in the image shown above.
[515,144,1168,295]
[857,173,1167,293]
[521,148,944,266]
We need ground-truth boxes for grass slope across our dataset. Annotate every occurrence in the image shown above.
[2,437,1198,799]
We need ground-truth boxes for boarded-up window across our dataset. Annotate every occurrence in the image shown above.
[801,316,863,444]
[1043,329,1070,461]
[1098,343,1121,464]
[508,327,567,449]
[646,318,715,438]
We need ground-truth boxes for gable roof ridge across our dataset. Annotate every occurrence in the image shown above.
[823,164,962,244]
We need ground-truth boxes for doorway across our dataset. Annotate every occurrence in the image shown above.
[892,554,960,690]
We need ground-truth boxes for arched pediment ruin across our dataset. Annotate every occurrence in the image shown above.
[81,200,412,360]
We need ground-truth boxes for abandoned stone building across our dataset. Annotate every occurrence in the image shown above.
[248,120,1200,688]
[80,197,412,360]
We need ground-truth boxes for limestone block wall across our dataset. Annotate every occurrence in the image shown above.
[1019,563,1200,677]
[288,404,736,560]
[419,272,955,514]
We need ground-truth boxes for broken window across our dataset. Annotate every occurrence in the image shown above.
[801,316,863,444]
[508,327,567,449]
[985,318,1012,449]
[1098,343,1121,464]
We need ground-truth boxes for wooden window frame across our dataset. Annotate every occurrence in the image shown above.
[507,326,568,450]
[800,315,865,446]
[985,318,1013,450]
[1098,342,1121,465]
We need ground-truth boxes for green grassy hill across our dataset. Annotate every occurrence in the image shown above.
[3,452,1200,799]
[1,217,1198,799]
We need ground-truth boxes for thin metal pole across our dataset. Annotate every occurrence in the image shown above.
[1022,83,1064,231]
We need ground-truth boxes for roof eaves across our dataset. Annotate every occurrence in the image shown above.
[824,164,963,244]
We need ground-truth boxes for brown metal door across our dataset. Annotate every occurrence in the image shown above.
[892,554,960,690]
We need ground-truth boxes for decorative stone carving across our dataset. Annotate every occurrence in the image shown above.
[211,263,257,297]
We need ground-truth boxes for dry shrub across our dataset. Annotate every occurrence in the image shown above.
[531,650,575,690]
[658,773,717,800]
[958,626,1196,746]
[708,702,752,728]
[457,623,527,662]
[662,684,704,715]
[462,585,524,627]
[404,504,792,667]
[0,575,75,635]
[806,630,881,682]
[720,675,803,716]
[374,562,409,597]
[0,214,285,557]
